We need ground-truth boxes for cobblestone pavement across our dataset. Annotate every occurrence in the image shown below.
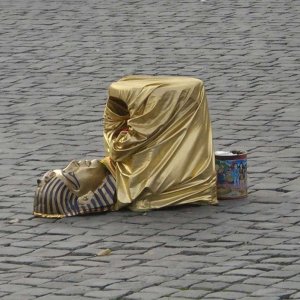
[0,0,299,299]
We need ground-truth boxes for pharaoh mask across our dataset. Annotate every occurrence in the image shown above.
[33,159,116,218]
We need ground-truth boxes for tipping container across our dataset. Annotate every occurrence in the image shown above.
[215,150,247,200]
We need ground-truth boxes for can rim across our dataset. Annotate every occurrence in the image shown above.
[215,150,247,160]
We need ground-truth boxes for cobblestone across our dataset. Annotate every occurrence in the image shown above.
[84,289,131,299]
[203,291,248,299]
[0,0,299,299]
[171,289,210,299]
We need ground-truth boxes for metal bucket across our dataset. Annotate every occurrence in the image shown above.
[215,150,247,200]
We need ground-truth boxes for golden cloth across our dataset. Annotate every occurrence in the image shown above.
[104,75,217,211]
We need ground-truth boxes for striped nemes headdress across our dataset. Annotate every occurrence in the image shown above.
[33,170,116,218]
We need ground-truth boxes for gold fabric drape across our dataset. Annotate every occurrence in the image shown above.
[104,75,217,211]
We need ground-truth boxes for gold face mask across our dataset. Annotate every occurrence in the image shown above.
[56,159,108,197]
[34,159,116,218]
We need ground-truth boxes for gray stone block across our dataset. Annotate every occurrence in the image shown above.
[203,291,248,299]
[251,287,296,297]
[172,289,210,299]
[84,289,131,299]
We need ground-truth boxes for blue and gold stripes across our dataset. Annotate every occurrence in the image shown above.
[86,174,116,211]
[33,173,116,218]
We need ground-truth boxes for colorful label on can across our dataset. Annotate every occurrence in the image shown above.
[216,157,247,199]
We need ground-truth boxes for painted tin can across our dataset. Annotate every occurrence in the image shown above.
[215,150,247,200]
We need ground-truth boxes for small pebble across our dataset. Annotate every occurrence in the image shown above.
[8,219,20,224]
[97,248,112,256]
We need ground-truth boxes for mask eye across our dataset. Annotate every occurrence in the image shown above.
[72,161,80,167]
